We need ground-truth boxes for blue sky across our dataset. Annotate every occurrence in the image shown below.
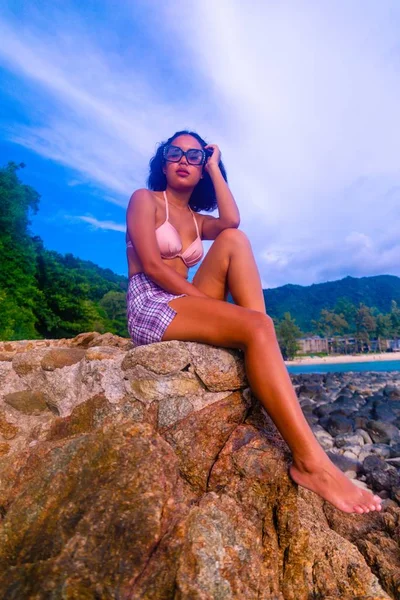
[1,1,400,288]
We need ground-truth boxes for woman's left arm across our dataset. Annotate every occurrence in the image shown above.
[201,144,240,240]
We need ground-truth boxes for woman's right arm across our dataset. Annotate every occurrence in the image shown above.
[126,189,209,298]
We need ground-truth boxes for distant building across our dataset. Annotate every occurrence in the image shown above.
[297,335,400,355]
[387,338,400,351]
[298,336,328,354]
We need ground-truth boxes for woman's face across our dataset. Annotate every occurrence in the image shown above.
[163,134,204,189]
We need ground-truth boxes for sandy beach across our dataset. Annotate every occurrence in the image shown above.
[285,352,400,366]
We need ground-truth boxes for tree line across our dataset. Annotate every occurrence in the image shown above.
[0,162,128,340]
[274,299,400,359]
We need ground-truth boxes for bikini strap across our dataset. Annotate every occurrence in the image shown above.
[188,206,200,237]
[163,190,169,221]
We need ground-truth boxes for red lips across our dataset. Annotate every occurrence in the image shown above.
[176,169,189,176]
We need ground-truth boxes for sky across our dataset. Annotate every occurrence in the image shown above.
[1,0,400,288]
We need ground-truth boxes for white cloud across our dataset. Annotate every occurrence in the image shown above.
[76,216,125,232]
[1,1,400,286]
[345,232,373,250]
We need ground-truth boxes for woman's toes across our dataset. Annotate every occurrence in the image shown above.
[354,505,365,514]
[371,496,382,510]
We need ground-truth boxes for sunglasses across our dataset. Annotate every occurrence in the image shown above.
[163,144,210,166]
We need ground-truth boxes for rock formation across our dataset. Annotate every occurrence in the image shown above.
[0,333,398,599]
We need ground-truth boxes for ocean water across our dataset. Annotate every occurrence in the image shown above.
[287,360,400,374]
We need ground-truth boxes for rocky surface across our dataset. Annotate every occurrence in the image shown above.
[0,332,399,599]
[293,372,400,507]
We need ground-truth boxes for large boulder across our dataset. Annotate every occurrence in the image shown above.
[0,334,397,599]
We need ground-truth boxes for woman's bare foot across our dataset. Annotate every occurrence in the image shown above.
[289,456,383,514]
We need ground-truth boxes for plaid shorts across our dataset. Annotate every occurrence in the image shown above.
[126,272,187,346]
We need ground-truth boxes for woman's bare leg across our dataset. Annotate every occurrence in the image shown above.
[242,325,382,514]
[160,231,382,513]
[162,295,382,514]
[192,228,266,313]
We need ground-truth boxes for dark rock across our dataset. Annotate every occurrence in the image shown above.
[305,415,319,426]
[354,416,368,430]
[363,454,387,474]
[301,406,315,417]
[318,416,330,430]
[338,387,354,398]
[386,400,400,416]
[383,384,400,400]
[368,393,385,404]
[372,402,398,423]
[362,443,392,458]
[365,466,400,493]
[299,399,315,410]
[298,383,324,398]
[354,404,373,418]
[325,415,354,437]
[335,432,364,448]
[390,443,400,458]
[315,392,331,403]
[326,451,361,473]
[313,404,337,418]
[330,406,356,418]
[365,420,400,445]
[333,396,361,411]
[351,393,365,404]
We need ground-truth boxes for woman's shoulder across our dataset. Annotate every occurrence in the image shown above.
[130,187,154,200]
[128,188,160,206]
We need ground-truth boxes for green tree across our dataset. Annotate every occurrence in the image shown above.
[355,303,376,352]
[277,312,302,360]
[312,308,350,354]
[0,161,129,341]
[313,309,349,337]
[375,313,392,352]
[99,291,126,320]
[0,162,39,238]
[99,291,128,336]
[333,297,357,332]
[390,300,400,337]
[0,162,41,339]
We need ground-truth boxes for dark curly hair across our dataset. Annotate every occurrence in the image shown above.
[147,130,228,212]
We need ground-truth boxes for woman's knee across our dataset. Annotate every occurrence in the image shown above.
[244,312,276,345]
[215,227,251,248]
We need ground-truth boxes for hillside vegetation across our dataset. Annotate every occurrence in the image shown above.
[265,275,400,332]
[0,162,127,340]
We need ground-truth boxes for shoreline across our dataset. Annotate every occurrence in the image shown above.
[285,352,400,366]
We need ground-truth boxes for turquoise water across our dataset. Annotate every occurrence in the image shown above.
[287,360,400,374]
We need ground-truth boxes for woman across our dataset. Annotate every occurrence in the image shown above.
[126,130,382,515]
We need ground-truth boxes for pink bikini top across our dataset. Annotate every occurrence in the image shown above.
[127,191,204,268]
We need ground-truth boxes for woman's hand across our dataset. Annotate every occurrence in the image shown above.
[204,144,221,174]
